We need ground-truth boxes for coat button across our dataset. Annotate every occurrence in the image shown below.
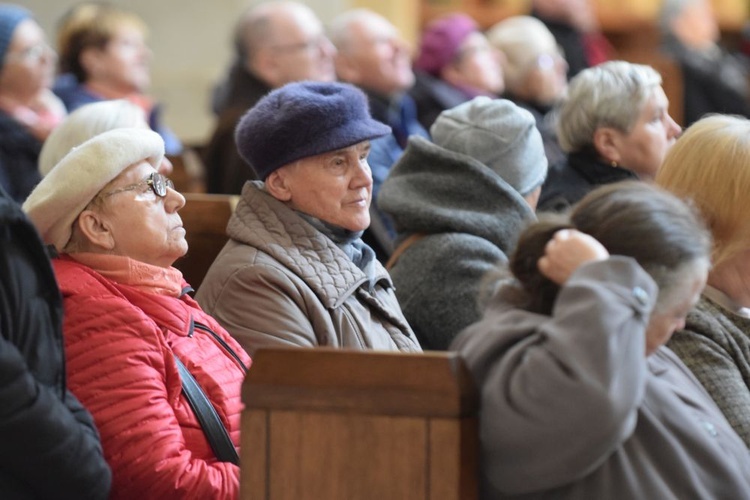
[702,420,718,437]
[632,286,649,306]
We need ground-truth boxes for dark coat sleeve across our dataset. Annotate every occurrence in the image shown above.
[0,192,111,499]
[0,330,111,499]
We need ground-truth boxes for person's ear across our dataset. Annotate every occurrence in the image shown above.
[76,209,116,251]
[334,52,360,83]
[592,127,623,165]
[264,168,293,201]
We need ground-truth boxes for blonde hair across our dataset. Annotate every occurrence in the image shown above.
[57,2,147,82]
[656,114,750,266]
[486,16,558,91]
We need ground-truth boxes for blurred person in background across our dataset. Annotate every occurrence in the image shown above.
[329,8,429,260]
[205,1,336,195]
[54,2,181,154]
[487,15,568,166]
[410,13,505,130]
[0,4,64,202]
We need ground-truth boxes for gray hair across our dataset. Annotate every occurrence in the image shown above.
[555,60,662,153]
[327,9,373,51]
[659,0,700,34]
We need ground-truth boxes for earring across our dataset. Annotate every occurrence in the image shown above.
[610,160,618,168]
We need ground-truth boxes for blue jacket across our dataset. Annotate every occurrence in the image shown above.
[53,74,182,155]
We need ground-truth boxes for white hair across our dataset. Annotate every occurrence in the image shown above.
[486,16,558,91]
[555,61,662,153]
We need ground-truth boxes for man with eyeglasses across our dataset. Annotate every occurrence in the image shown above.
[0,4,65,202]
[328,9,430,262]
[205,1,336,195]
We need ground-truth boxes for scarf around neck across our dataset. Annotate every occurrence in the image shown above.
[69,252,184,297]
[297,212,379,289]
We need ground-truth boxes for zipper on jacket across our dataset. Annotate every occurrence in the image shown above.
[192,319,249,375]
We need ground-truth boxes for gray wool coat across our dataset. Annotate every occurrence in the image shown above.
[667,290,750,447]
[196,181,422,356]
[378,136,536,350]
[452,258,750,499]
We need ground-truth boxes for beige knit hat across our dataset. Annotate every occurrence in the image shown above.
[23,128,165,251]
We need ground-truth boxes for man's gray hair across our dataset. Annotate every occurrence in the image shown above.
[658,0,700,34]
[555,61,662,153]
[327,9,372,51]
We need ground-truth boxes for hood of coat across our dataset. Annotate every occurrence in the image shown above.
[378,136,535,253]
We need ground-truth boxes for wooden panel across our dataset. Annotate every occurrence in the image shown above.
[268,411,427,500]
[174,193,238,290]
[241,410,268,500]
[243,349,479,418]
[167,147,206,194]
[428,418,479,500]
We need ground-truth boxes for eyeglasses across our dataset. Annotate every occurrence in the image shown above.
[270,35,328,54]
[4,42,55,64]
[101,172,174,199]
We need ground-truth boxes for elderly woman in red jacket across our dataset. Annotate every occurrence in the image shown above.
[22,128,250,499]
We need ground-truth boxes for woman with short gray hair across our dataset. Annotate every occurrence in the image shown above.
[538,60,681,212]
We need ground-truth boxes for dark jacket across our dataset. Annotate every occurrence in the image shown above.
[0,111,41,203]
[661,35,750,126]
[0,187,111,499]
[203,63,271,194]
[505,93,566,167]
[52,74,182,155]
[538,149,637,212]
[408,70,472,130]
[364,89,429,261]
[378,136,535,350]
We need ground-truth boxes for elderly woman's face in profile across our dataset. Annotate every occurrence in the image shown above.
[97,160,187,267]
[610,86,681,181]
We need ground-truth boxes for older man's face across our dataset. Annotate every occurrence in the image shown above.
[264,6,337,86]
[272,141,373,232]
[334,13,414,96]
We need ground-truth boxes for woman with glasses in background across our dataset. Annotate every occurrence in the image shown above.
[23,128,251,500]
[487,16,569,167]
[0,4,65,202]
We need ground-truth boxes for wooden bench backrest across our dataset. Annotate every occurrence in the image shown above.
[167,147,206,194]
[241,348,480,500]
[174,193,238,290]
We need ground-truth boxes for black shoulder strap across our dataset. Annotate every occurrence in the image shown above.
[173,354,240,465]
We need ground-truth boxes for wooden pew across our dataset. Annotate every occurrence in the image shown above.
[241,348,479,500]
[167,146,207,194]
[174,193,238,290]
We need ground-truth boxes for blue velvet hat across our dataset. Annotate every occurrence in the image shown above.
[0,4,31,71]
[235,81,391,179]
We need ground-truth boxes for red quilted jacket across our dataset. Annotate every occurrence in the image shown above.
[53,257,251,499]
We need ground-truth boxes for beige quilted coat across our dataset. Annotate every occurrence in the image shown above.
[196,181,422,355]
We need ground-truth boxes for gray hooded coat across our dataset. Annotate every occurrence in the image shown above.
[378,136,536,350]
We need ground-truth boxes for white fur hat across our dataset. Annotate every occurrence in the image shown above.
[23,128,165,251]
